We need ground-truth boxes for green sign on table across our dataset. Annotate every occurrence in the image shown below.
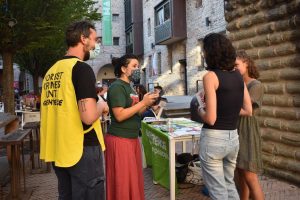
[142,118,202,191]
[142,122,177,191]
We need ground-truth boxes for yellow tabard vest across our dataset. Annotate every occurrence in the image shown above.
[40,58,105,167]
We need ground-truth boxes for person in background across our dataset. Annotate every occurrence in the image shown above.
[197,33,252,200]
[105,54,158,200]
[35,95,41,110]
[96,85,106,102]
[235,50,264,200]
[154,85,163,96]
[142,85,167,119]
[96,83,109,102]
[135,84,147,101]
[40,21,108,200]
[153,85,167,105]
[141,100,161,119]
[101,83,109,101]
[190,96,204,124]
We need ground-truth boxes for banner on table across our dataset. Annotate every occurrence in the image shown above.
[102,0,112,45]
[142,122,177,191]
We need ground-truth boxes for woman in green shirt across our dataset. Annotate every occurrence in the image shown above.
[105,54,158,200]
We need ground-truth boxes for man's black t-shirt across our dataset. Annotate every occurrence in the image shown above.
[64,56,99,146]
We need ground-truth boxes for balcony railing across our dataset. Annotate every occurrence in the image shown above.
[154,0,186,45]
[154,20,172,44]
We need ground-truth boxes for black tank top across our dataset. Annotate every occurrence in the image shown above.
[203,69,244,130]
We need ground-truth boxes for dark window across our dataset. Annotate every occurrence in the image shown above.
[147,18,151,36]
[126,29,133,54]
[148,55,153,77]
[155,1,170,26]
[112,14,119,21]
[164,2,170,21]
[195,0,203,8]
[113,37,120,46]
[124,0,132,28]
[157,52,162,75]
[126,30,133,45]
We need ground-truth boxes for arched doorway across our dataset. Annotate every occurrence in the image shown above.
[96,64,115,86]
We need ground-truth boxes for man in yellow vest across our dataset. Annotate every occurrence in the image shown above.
[40,21,108,200]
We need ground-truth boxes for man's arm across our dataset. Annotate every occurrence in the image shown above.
[73,61,109,125]
[78,98,108,125]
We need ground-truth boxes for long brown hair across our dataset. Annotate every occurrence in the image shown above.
[236,50,259,79]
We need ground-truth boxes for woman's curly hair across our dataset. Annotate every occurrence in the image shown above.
[203,33,236,71]
[236,50,259,79]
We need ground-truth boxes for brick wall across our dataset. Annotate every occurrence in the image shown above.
[186,0,226,94]
[87,0,126,82]
[226,0,300,184]
[142,0,226,95]
[142,0,186,94]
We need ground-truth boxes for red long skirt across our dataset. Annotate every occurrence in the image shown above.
[105,134,145,200]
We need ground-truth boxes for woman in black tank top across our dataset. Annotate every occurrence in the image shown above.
[197,33,252,200]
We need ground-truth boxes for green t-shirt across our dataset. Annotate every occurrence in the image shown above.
[107,79,141,138]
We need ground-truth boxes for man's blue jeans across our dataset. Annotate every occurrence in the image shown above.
[199,128,240,200]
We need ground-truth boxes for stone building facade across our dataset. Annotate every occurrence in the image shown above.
[225,0,300,184]
[87,0,126,85]
[142,0,226,95]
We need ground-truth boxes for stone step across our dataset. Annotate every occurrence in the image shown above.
[164,111,191,118]
[164,108,190,113]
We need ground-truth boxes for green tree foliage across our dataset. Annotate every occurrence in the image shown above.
[0,0,101,113]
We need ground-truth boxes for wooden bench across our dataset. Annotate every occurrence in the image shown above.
[0,129,32,199]
[0,156,9,198]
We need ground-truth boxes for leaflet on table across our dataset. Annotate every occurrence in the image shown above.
[151,117,203,137]
[142,117,167,123]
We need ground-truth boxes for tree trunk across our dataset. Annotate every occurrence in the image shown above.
[2,51,15,114]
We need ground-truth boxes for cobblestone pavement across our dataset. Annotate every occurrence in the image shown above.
[1,162,299,200]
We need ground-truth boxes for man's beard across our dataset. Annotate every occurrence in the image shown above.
[83,51,90,61]
[83,42,91,61]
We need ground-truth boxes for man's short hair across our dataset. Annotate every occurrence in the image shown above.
[154,85,164,96]
[66,21,96,47]
[154,85,163,91]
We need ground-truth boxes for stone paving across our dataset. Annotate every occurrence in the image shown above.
[1,139,300,200]
[1,162,300,200]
